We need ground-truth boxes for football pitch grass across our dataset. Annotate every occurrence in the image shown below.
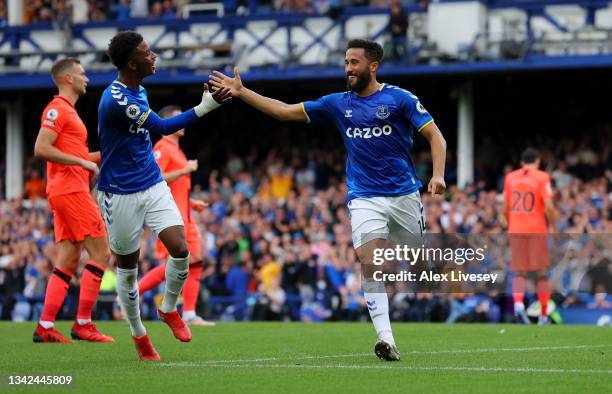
[0,322,610,393]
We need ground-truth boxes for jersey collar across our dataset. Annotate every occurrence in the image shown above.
[54,95,74,108]
[350,83,385,99]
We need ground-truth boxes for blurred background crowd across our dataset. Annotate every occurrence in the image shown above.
[0,125,610,324]
[2,0,428,25]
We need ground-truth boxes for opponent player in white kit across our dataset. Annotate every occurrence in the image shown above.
[98,31,230,360]
[210,39,447,361]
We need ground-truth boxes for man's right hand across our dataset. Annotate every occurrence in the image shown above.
[80,159,99,176]
[184,160,198,173]
[209,66,244,98]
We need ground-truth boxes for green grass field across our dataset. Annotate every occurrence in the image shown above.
[0,322,611,393]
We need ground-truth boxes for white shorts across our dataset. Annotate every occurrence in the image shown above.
[97,181,184,255]
[348,192,425,249]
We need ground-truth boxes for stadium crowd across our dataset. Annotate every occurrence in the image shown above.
[0,129,610,323]
[14,0,427,23]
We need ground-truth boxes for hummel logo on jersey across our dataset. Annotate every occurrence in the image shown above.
[344,109,353,118]
[345,125,392,139]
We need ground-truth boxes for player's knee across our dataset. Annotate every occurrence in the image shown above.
[169,242,189,259]
[92,249,112,267]
[58,258,79,275]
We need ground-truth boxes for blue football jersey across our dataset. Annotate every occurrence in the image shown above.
[97,80,163,194]
[302,83,433,200]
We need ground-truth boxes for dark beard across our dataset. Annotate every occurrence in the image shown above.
[346,72,370,93]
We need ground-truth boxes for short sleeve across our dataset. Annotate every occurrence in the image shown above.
[107,88,151,129]
[503,175,510,202]
[302,93,337,124]
[40,105,67,134]
[154,142,171,172]
[541,174,553,200]
[399,90,433,132]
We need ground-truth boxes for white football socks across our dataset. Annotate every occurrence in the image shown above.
[182,310,196,320]
[116,267,146,338]
[160,254,190,313]
[363,278,395,345]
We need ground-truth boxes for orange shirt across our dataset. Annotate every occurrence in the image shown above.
[153,136,192,222]
[504,167,553,233]
[40,95,90,198]
[25,178,45,200]
[271,174,292,200]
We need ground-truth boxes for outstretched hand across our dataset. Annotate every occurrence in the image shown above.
[204,83,232,104]
[208,66,243,98]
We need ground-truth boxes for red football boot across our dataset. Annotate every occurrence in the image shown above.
[132,334,160,361]
[71,322,115,343]
[33,324,72,343]
[157,309,192,342]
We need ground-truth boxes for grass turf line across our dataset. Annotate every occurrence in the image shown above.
[0,322,610,393]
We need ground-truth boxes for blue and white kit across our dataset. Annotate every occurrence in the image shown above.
[97,80,200,254]
[302,83,431,247]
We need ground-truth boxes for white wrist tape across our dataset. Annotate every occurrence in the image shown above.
[193,91,221,117]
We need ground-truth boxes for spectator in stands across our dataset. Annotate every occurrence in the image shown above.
[161,0,178,19]
[114,0,131,20]
[1,124,610,322]
[226,257,250,320]
[88,0,107,21]
[0,1,7,27]
[55,0,71,24]
[149,1,162,18]
[130,0,148,17]
[24,169,45,201]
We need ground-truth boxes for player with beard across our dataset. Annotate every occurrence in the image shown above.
[209,39,447,361]
[98,31,230,360]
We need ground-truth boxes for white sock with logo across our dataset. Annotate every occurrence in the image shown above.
[160,254,190,313]
[116,267,146,338]
[363,278,395,345]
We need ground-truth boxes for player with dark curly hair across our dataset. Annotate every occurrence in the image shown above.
[97,31,231,360]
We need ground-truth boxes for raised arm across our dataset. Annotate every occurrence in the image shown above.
[143,85,232,136]
[419,121,447,195]
[208,67,307,122]
[35,128,99,175]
